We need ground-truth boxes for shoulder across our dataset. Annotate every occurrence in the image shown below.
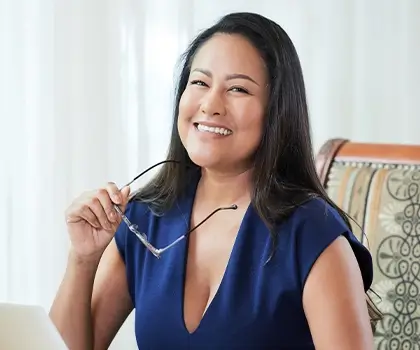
[284,197,373,292]
[286,197,355,241]
[125,198,152,218]
[117,198,153,235]
[289,197,345,225]
[284,196,351,243]
[112,199,156,308]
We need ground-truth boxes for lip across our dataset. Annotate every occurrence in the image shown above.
[193,121,232,131]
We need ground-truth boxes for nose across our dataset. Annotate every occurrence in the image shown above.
[200,90,226,117]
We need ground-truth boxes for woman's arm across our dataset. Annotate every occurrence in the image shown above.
[302,236,374,350]
[49,239,133,350]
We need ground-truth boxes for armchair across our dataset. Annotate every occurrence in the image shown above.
[316,138,420,348]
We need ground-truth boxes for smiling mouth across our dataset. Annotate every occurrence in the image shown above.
[194,123,233,136]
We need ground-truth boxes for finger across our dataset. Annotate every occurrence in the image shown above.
[89,195,113,231]
[120,186,131,211]
[110,186,131,217]
[97,188,118,224]
[66,204,101,229]
[79,205,102,229]
[106,182,122,204]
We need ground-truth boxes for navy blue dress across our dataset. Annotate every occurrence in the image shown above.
[115,179,373,349]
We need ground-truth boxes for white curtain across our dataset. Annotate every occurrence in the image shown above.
[0,0,419,348]
[193,0,420,152]
[0,0,190,348]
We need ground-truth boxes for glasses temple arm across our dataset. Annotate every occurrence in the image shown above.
[156,204,238,254]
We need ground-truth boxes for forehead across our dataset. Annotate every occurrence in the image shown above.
[191,33,266,78]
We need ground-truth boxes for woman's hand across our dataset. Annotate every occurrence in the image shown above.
[64,182,130,261]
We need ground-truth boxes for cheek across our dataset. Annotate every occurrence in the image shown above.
[233,105,265,155]
[235,103,265,135]
[178,89,199,121]
[177,91,195,139]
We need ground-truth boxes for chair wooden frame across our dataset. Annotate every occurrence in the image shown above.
[316,138,420,187]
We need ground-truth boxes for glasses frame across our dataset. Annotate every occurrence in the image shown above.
[113,160,237,258]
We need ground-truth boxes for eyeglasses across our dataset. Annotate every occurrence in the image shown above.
[113,160,238,258]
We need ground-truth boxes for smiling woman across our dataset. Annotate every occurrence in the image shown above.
[49,12,375,350]
[178,33,267,173]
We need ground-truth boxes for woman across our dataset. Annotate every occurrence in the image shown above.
[50,12,375,349]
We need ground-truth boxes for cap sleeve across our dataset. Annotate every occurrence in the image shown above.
[114,201,137,306]
[294,198,373,292]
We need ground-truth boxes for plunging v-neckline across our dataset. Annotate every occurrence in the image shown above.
[178,186,252,335]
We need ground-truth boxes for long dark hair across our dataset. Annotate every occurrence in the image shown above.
[134,12,382,329]
[135,11,346,243]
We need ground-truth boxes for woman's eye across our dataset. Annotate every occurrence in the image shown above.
[189,80,248,94]
[190,80,207,87]
[230,86,249,94]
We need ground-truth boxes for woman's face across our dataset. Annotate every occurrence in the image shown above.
[177,33,268,173]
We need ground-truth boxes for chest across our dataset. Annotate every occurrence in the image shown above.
[182,209,243,333]
[130,207,313,348]
[185,208,242,286]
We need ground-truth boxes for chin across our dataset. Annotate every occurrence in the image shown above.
[186,149,223,169]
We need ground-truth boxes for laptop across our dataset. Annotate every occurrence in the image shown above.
[0,302,68,349]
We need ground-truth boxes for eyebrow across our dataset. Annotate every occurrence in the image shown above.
[192,68,260,86]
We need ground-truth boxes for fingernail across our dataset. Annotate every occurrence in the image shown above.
[112,193,121,203]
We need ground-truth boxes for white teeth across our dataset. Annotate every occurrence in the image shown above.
[196,123,232,135]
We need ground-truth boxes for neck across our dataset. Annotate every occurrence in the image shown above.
[197,167,253,207]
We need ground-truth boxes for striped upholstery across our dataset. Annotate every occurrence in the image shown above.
[326,160,420,349]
